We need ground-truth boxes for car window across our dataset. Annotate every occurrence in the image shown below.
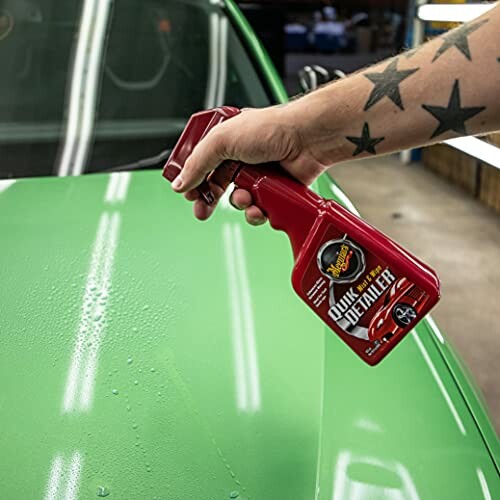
[0,0,271,179]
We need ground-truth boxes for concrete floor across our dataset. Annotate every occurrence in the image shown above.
[330,156,500,434]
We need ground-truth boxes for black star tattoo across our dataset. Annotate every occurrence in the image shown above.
[363,58,419,111]
[432,19,488,62]
[346,123,385,156]
[421,80,485,139]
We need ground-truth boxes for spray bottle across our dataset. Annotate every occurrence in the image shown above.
[163,107,440,365]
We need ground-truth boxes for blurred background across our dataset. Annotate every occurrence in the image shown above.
[240,0,407,94]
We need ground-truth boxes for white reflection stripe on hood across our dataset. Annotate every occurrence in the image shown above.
[63,452,83,500]
[62,213,110,413]
[44,452,82,500]
[224,223,248,410]
[223,223,261,413]
[425,315,444,344]
[62,211,120,413]
[233,224,261,411]
[105,173,120,202]
[412,332,466,435]
[0,179,16,193]
[115,172,131,201]
[105,172,131,203]
[44,455,63,500]
[477,468,492,500]
[332,450,419,500]
[79,212,120,410]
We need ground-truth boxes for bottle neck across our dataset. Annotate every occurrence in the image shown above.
[233,164,322,259]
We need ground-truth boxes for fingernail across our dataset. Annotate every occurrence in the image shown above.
[172,176,183,191]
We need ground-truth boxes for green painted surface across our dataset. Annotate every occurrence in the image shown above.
[0,172,498,499]
[0,173,322,499]
[422,318,500,472]
[319,174,500,475]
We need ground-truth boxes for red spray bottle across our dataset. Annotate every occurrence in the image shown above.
[163,107,440,365]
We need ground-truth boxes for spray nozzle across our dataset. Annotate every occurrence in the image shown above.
[163,106,241,204]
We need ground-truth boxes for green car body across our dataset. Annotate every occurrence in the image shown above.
[0,1,498,499]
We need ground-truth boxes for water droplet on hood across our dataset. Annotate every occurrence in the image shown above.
[97,486,110,497]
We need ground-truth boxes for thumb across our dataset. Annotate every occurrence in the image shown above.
[172,127,229,193]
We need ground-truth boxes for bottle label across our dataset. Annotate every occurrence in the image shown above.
[300,226,429,363]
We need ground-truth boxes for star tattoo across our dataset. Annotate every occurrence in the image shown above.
[346,123,385,156]
[363,58,419,111]
[432,19,488,62]
[421,80,485,139]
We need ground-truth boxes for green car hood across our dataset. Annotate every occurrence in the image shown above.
[0,172,498,499]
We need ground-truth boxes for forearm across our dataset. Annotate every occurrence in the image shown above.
[289,4,500,166]
[172,5,500,223]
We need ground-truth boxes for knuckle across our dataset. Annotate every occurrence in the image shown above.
[210,125,235,159]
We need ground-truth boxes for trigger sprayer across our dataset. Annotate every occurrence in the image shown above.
[163,107,440,365]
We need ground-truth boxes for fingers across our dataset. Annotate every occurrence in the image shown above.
[245,205,267,226]
[191,182,225,221]
[184,189,199,202]
[185,185,267,226]
[230,189,267,225]
[183,173,229,206]
[208,162,237,191]
[193,198,215,221]
[193,199,266,225]
[229,188,252,209]
[172,127,228,193]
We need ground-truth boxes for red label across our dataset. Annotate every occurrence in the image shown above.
[298,224,429,363]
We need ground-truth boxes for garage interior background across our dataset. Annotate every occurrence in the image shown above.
[239,0,500,433]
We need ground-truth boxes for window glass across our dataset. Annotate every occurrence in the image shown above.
[0,0,271,178]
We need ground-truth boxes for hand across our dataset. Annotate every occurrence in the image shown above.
[171,104,327,225]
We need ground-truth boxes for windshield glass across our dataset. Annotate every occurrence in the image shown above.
[0,0,272,178]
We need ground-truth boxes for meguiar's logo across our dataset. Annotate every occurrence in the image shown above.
[317,239,365,283]
[328,243,352,278]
